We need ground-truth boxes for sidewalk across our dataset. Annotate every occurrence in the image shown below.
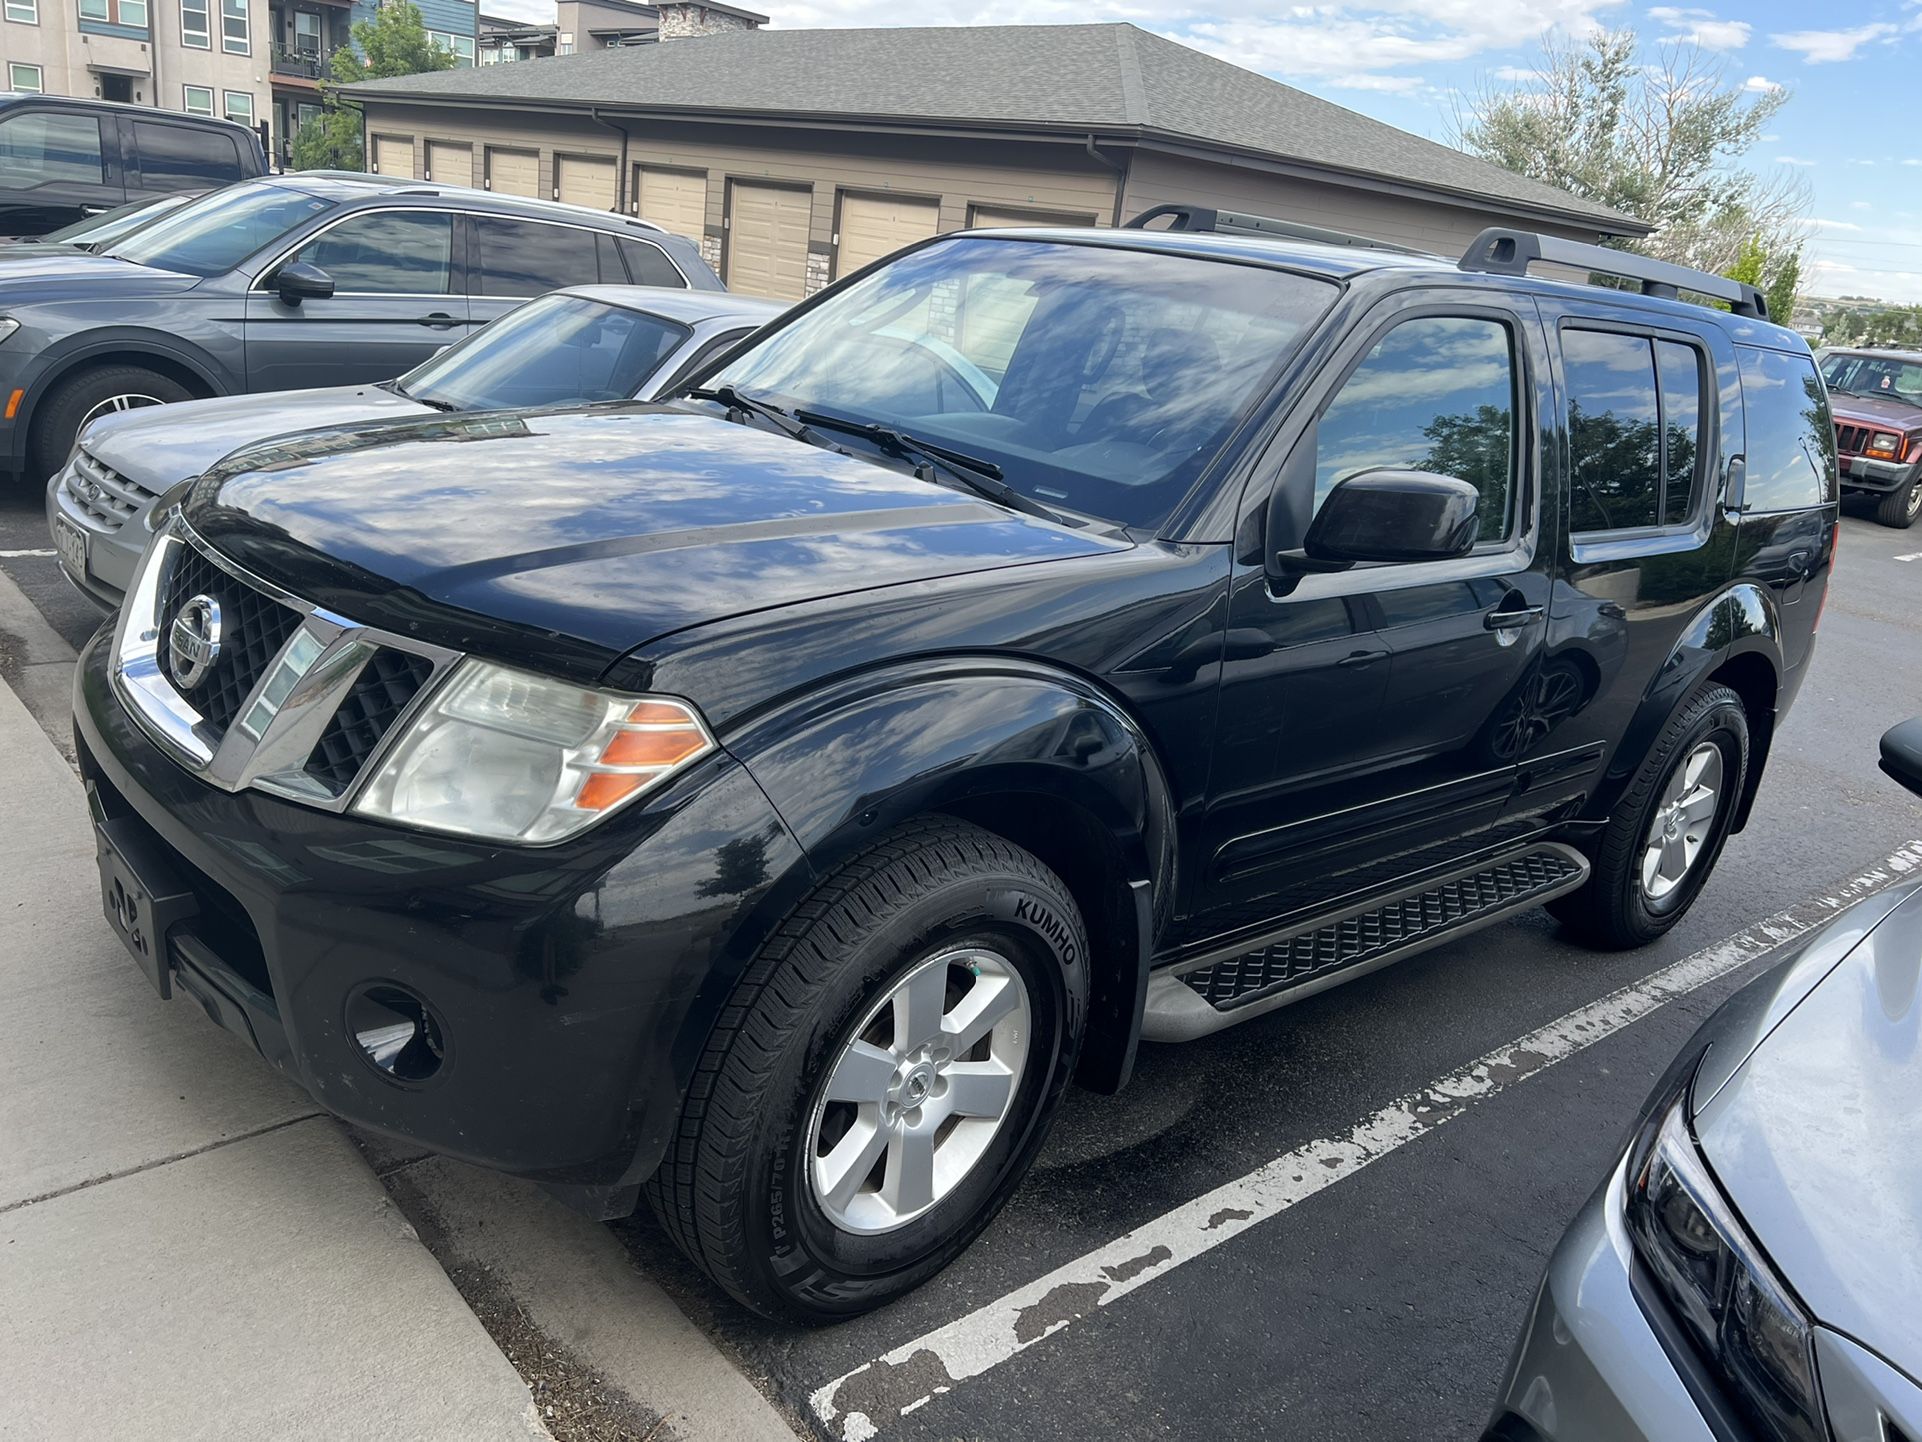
[0,672,550,1440]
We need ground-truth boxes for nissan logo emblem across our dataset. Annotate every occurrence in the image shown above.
[168,593,223,690]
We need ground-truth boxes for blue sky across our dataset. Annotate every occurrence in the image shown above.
[496,1,1920,303]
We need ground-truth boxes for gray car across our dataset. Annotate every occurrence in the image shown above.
[1487,719,1922,1442]
[47,285,782,609]
[0,171,720,484]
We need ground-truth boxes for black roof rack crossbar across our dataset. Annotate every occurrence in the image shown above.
[1124,204,1425,256]
[1459,227,1769,320]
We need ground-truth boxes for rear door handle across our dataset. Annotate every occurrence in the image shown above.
[1336,648,1389,669]
[1484,604,1545,631]
[417,312,459,329]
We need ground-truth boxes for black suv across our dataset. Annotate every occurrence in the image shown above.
[0,93,264,237]
[75,208,1837,1322]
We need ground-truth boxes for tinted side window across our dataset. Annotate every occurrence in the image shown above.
[1738,346,1835,512]
[473,216,600,297]
[1314,315,1517,543]
[619,237,685,288]
[295,210,453,293]
[0,111,105,188]
[134,121,242,187]
[1565,330,1662,532]
[1656,340,1703,526]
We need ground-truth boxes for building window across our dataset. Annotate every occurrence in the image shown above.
[557,30,573,52]
[296,101,320,130]
[224,89,253,127]
[7,61,41,91]
[79,0,108,17]
[4,0,37,24]
[118,0,146,24]
[428,28,473,64]
[78,0,145,24]
[293,8,319,55]
[221,0,247,53]
[179,0,207,44]
[182,84,214,115]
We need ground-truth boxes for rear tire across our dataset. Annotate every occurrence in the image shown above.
[27,364,193,482]
[1874,474,1922,529]
[645,817,1088,1323]
[1549,683,1749,950]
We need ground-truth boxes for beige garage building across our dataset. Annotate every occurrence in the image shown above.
[349,23,1646,301]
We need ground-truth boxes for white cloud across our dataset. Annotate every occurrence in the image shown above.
[1759,132,1780,141]
[1492,64,1548,83]
[1742,75,1780,92]
[1323,71,1433,92]
[1810,218,1864,230]
[1776,155,1818,166]
[1649,6,1751,50]
[1849,159,1878,167]
[1850,200,1873,209]
[1771,22,1898,63]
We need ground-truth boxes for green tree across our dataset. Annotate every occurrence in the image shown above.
[1716,232,1801,323]
[288,2,454,172]
[1457,31,1806,280]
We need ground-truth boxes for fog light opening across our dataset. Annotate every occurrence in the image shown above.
[347,984,447,1083]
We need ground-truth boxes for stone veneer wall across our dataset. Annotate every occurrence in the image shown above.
[657,3,760,38]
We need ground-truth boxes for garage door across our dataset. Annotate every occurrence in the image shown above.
[836,191,939,279]
[727,181,811,301]
[967,203,1097,230]
[424,140,472,187]
[633,167,706,242]
[556,154,616,210]
[486,147,539,199]
[370,134,413,179]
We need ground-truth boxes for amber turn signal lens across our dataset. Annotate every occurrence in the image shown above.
[576,772,649,811]
[599,726,708,768]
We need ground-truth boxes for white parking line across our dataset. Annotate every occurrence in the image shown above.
[810,840,1922,1441]
[0,548,55,558]
[1896,551,1922,563]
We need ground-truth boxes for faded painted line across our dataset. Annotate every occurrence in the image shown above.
[0,548,54,558]
[1897,551,1922,563]
[811,841,1922,1441]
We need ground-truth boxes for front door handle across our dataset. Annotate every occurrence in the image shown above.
[1484,603,1545,631]
[417,312,459,329]
[1336,648,1389,669]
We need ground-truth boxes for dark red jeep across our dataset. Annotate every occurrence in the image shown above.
[1820,347,1922,527]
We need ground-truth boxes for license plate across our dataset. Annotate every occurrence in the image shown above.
[52,513,88,578]
[93,811,198,999]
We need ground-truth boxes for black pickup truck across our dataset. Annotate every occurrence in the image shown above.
[76,208,1837,1321]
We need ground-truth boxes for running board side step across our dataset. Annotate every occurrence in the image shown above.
[1141,843,1589,1042]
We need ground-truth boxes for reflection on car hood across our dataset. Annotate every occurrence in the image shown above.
[84,384,428,494]
[1693,881,1922,1381]
[184,406,1128,681]
[0,250,199,299]
[1829,391,1922,429]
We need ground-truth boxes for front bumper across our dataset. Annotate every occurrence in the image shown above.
[45,451,142,610]
[1839,454,1914,493]
[74,629,810,1199]
[1485,1157,1717,1442]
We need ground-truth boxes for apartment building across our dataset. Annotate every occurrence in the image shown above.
[0,0,478,163]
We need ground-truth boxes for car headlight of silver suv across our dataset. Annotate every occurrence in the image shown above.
[352,660,715,844]
[1624,1082,1825,1442]
[0,317,18,346]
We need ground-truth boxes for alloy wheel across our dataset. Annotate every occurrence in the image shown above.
[1641,741,1724,902]
[79,393,165,427]
[807,945,1031,1235]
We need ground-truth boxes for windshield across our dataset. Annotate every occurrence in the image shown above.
[708,236,1337,528]
[42,193,192,247]
[106,182,333,277]
[398,292,690,412]
[1822,352,1922,406]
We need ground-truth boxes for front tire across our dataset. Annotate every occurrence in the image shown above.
[1874,473,1922,529]
[1549,683,1749,949]
[27,364,193,482]
[646,817,1088,1322]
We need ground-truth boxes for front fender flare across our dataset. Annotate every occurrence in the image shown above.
[9,329,233,467]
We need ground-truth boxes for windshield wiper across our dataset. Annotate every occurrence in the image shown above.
[685,383,817,442]
[791,409,1066,525]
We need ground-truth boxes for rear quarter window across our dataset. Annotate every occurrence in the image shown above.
[1737,346,1835,512]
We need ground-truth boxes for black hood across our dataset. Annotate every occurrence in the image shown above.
[183,406,1127,681]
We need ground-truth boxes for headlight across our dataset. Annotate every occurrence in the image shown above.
[352,660,715,843]
[1624,1084,1826,1442]
[0,317,17,346]
[1869,431,1901,456]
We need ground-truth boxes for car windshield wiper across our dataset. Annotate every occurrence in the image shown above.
[791,409,1067,525]
[684,383,816,443]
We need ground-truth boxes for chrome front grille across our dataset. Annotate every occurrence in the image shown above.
[111,517,459,811]
[62,448,157,531]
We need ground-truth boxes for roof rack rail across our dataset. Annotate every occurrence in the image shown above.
[1124,204,1425,256]
[1459,228,1769,320]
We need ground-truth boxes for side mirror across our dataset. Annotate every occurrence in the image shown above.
[272,259,335,306]
[1283,469,1481,571]
[1880,718,1922,798]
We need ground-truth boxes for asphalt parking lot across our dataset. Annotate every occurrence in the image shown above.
[3,489,1918,1442]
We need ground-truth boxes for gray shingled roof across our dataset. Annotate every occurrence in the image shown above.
[349,23,1644,231]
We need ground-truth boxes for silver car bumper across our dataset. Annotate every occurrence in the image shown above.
[1841,454,1913,492]
[1485,1156,1716,1442]
[44,447,157,611]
